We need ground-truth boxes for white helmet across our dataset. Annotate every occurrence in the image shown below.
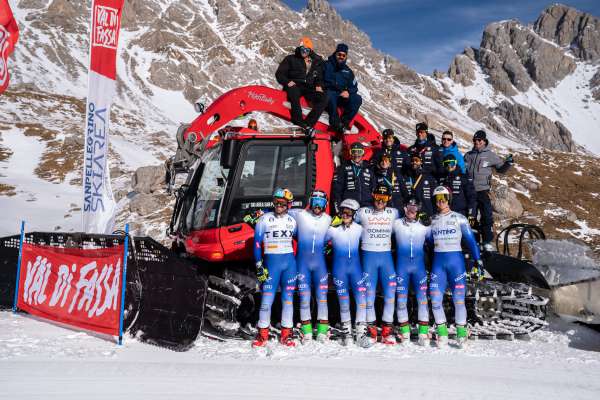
[339,198,360,212]
[433,185,452,203]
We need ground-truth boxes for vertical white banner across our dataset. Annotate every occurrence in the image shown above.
[82,0,123,234]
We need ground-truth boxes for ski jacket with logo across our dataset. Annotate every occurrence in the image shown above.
[253,212,297,261]
[427,211,480,259]
[408,138,443,178]
[323,54,359,94]
[354,207,399,252]
[332,160,374,210]
[372,142,410,172]
[275,48,324,89]
[438,170,476,216]
[400,170,437,218]
[464,145,511,192]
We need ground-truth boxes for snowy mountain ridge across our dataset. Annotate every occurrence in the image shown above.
[0,0,599,250]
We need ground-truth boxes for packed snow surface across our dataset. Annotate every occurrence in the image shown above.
[1,312,599,400]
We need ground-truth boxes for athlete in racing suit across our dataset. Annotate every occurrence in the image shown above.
[253,188,298,347]
[288,190,332,342]
[392,197,431,345]
[355,184,399,344]
[324,198,372,347]
[427,186,482,347]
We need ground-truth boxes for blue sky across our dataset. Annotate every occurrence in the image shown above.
[282,0,600,74]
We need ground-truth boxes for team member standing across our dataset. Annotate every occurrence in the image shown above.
[373,153,409,211]
[252,188,298,347]
[332,142,374,211]
[288,190,332,343]
[428,186,483,348]
[464,130,513,251]
[355,185,399,345]
[324,199,372,348]
[439,153,476,219]
[372,129,410,172]
[440,130,466,173]
[408,122,443,178]
[401,154,437,221]
[392,197,431,345]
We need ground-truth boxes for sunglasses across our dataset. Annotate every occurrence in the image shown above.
[434,194,449,203]
[442,137,453,142]
[273,200,288,207]
[373,194,391,203]
[341,210,354,218]
[299,46,311,54]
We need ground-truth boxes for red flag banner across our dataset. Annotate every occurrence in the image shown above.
[0,0,19,94]
[16,243,125,336]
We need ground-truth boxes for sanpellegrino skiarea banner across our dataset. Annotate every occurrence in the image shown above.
[16,243,125,336]
[0,0,19,95]
[82,0,124,234]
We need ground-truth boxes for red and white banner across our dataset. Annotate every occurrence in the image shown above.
[17,243,125,336]
[82,0,124,234]
[0,0,19,95]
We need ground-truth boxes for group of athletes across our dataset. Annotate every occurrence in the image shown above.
[251,181,484,349]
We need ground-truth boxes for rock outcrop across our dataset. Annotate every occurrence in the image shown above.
[494,101,575,151]
[132,165,166,194]
[491,184,524,219]
[448,50,476,86]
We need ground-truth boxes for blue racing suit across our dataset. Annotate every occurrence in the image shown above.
[392,218,431,324]
[325,222,367,323]
[254,212,298,329]
[288,209,332,322]
[427,211,480,326]
[355,206,399,323]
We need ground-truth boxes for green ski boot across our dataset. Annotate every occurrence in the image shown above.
[300,323,313,344]
[417,323,430,346]
[316,322,329,343]
[397,324,411,344]
[456,325,468,348]
[436,324,449,348]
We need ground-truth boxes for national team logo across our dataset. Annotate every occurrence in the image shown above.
[92,5,120,49]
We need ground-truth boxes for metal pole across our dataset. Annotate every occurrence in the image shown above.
[12,221,25,313]
[118,224,129,345]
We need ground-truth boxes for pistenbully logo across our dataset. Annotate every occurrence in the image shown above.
[248,91,275,105]
[92,5,120,49]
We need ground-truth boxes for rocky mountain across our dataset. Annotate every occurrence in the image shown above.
[0,1,599,251]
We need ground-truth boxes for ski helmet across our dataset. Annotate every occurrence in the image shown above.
[433,185,452,204]
[309,190,328,209]
[273,187,294,202]
[339,198,360,212]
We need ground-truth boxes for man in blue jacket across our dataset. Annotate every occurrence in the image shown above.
[323,43,363,134]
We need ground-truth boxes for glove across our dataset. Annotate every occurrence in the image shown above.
[504,153,514,164]
[323,243,332,256]
[331,215,343,227]
[417,212,431,226]
[256,260,269,283]
[243,210,264,226]
[468,215,477,228]
[470,260,485,281]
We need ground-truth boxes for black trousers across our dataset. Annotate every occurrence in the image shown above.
[476,190,494,243]
[284,85,328,128]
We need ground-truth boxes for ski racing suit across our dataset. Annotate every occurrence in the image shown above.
[392,218,431,324]
[355,207,399,323]
[427,211,480,326]
[324,222,367,323]
[254,212,298,329]
[288,209,332,322]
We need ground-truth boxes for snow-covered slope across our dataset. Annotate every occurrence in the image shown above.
[1,312,600,400]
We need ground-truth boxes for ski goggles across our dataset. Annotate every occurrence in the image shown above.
[443,159,458,168]
[299,46,311,55]
[434,194,450,203]
[273,188,294,202]
[372,193,391,203]
[309,196,327,209]
[273,199,288,207]
[350,148,365,156]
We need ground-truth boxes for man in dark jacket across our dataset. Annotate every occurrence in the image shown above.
[332,142,374,211]
[407,122,443,178]
[372,129,410,173]
[464,130,513,251]
[275,37,328,135]
[400,154,437,223]
[439,154,476,219]
[373,154,409,212]
[323,43,362,134]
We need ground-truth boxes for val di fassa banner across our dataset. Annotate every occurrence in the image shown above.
[16,243,125,336]
[0,0,19,95]
[82,0,124,234]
